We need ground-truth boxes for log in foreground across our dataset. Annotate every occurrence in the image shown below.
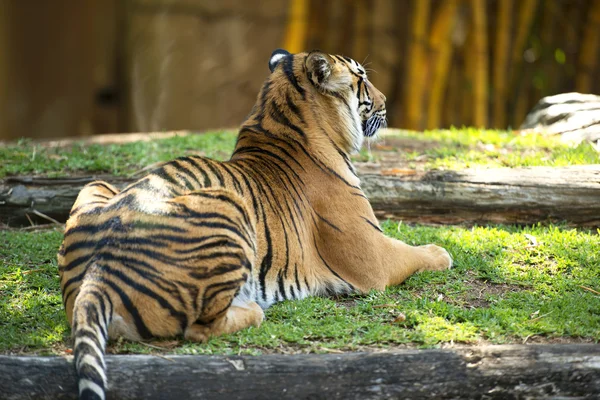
[1,165,600,227]
[1,345,599,399]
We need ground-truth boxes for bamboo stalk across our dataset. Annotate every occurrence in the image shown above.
[508,0,538,127]
[283,0,309,53]
[426,0,459,129]
[537,1,559,99]
[462,27,475,127]
[509,0,538,84]
[493,0,513,129]
[352,0,370,62]
[403,0,431,130]
[369,0,399,95]
[307,0,329,50]
[325,0,344,52]
[576,0,600,93]
[471,0,489,128]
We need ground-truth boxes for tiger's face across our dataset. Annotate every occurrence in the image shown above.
[269,49,387,152]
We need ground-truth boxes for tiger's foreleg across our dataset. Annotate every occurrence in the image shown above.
[380,237,453,288]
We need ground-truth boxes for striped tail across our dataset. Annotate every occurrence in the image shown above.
[72,281,112,400]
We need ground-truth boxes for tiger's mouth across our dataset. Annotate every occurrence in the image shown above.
[362,114,387,138]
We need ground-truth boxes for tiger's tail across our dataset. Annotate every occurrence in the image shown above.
[71,280,112,400]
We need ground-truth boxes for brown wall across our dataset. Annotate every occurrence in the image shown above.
[121,0,287,132]
[0,0,117,140]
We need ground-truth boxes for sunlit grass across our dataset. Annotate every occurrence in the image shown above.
[1,223,598,355]
[372,128,600,170]
[1,128,598,178]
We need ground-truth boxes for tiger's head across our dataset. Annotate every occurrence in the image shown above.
[268,49,387,154]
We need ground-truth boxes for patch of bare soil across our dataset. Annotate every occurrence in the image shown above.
[450,278,526,309]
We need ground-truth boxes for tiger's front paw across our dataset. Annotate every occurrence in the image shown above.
[419,244,453,271]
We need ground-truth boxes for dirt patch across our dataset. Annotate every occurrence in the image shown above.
[453,279,526,309]
[332,296,360,309]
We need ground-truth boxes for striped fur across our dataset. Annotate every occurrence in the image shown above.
[58,50,452,399]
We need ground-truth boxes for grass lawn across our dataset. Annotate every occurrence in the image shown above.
[0,128,599,356]
[0,223,598,356]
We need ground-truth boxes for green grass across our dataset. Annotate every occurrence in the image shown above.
[0,131,236,178]
[1,128,598,178]
[359,127,600,169]
[1,223,598,356]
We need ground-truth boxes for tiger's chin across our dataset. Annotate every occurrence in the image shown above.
[362,115,387,140]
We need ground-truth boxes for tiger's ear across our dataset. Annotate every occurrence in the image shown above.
[305,51,335,91]
[269,49,290,72]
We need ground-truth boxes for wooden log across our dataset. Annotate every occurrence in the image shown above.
[363,165,600,226]
[2,165,600,227]
[1,345,599,399]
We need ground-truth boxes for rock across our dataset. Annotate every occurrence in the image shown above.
[520,92,600,145]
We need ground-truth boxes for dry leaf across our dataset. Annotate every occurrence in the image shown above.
[381,168,417,176]
[392,313,406,323]
[374,144,395,151]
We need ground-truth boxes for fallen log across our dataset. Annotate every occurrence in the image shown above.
[1,165,600,227]
[1,345,599,399]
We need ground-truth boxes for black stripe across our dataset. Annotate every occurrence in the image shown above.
[60,252,94,273]
[285,91,305,124]
[314,211,343,233]
[173,161,200,191]
[204,160,225,186]
[361,216,382,232]
[201,276,247,305]
[313,235,354,292]
[86,181,117,195]
[76,354,105,387]
[227,162,261,222]
[185,191,253,234]
[189,262,243,279]
[80,388,103,400]
[282,56,305,98]
[270,101,306,138]
[188,156,212,187]
[153,167,182,188]
[76,329,104,351]
[220,163,244,194]
[69,201,110,217]
[104,265,186,326]
[173,237,242,255]
[99,277,157,339]
[258,208,273,302]
[277,271,287,301]
[63,271,87,307]
[294,263,302,294]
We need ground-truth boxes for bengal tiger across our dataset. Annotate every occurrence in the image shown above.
[58,49,452,400]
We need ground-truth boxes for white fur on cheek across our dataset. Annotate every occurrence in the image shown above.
[336,92,363,153]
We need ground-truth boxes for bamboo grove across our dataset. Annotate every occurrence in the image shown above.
[282,0,600,130]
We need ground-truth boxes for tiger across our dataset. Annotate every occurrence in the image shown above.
[58,49,452,400]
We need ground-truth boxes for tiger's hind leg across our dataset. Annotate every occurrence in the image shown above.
[167,189,262,342]
[184,302,264,342]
